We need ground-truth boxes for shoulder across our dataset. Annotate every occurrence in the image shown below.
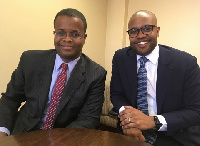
[114,46,132,56]
[81,53,106,74]
[158,45,199,76]
[159,44,197,62]
[20,49,56,63]
[112,47,136,65]
[18,49,56,70]
[21,49,56,58]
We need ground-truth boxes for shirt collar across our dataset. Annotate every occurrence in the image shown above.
[55,54,80,72]
[137,44,159,65]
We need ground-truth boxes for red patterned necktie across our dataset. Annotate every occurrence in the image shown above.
[43,63,68,130]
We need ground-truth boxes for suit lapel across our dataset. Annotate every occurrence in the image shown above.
[156,45,172,114]
[55,55,85,117]
[37,51,56,113]
[126,48,138,106]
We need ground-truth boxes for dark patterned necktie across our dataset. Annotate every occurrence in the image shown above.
[137,56,156,144]
[43,63,68,130]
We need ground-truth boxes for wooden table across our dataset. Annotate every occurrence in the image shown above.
[0,128,152,146]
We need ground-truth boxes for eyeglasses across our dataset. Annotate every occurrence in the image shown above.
[127,25,157,38]
[53,31,83,39]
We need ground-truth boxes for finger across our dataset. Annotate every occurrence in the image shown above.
[123,128,143,141]
[119,109,130,117]
[123,129,138,140]
[124,106,134,110]
[131,136,139,141]
[128,117,132,123]
[138,134,146,142]
[122,123,135,129]
[119,108,129,116]
[119,113,131,122]
[118,111,123,117]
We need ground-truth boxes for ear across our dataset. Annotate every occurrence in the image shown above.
[84,34,87,39]
[156,27,160,37]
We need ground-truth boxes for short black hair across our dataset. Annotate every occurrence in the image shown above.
[54,8,87,33]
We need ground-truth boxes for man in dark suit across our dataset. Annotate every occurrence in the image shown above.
[111,10,200,145]
[0,8,106,137]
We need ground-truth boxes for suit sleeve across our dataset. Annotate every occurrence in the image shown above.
[0,53,26,131]
[163,56,200,135]
[66,69,107,129]
[110,51,132,113]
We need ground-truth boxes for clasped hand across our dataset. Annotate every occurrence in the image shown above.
[119,106,154,130]
[118,106,155,141]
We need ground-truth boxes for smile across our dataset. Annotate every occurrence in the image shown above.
[60,45,73,49]
[135,41,149,48]
[137,42,148,45]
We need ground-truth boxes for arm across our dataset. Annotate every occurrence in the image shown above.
[0,127,10,136]
[110,52,132,112]
[0,132,7,138]
[66,70,107,129]
[0,53,26,132]
[163,57,200,135]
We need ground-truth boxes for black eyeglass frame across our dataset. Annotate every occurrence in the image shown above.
[127,25,157,38]
[53,31,83,39]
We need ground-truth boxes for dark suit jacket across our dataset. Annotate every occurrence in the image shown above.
[0,49,106,135]
[110,44,200,145]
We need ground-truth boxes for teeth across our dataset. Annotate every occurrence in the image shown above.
[138,42,147,44]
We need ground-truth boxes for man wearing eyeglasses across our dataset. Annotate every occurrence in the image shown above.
[0,8,106,137]
[111,10,200,145]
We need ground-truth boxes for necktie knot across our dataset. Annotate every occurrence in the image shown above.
[139,56,148,67]
[61,63,68,71]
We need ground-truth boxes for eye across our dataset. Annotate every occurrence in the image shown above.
[57,31,66,37]
[70,32,81,38]
[142,25,152,32]
[129,28,138,34]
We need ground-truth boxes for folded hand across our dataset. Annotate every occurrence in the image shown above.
[119,106,155,130]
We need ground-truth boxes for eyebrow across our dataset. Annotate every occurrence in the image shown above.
[56,29,79,33]
[130,25,152,29]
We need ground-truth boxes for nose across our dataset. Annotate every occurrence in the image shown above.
[62,34,72,42]
[136,29,146,38]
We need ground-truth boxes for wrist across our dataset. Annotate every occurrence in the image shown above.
[153,116,162,131]
[148,116,156,129]
[0,132,7,137]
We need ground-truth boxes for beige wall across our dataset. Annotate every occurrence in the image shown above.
[0,0,107,93]
[105,0,128,84]
[126,0,200,62]
[1,0,200,93]
[105,0,200,83]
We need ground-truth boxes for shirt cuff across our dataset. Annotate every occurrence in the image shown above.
[156,115,167,131]
[0,127,10,135]
[119,106,125,113]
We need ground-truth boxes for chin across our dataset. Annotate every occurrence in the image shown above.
[136,47,154,56]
